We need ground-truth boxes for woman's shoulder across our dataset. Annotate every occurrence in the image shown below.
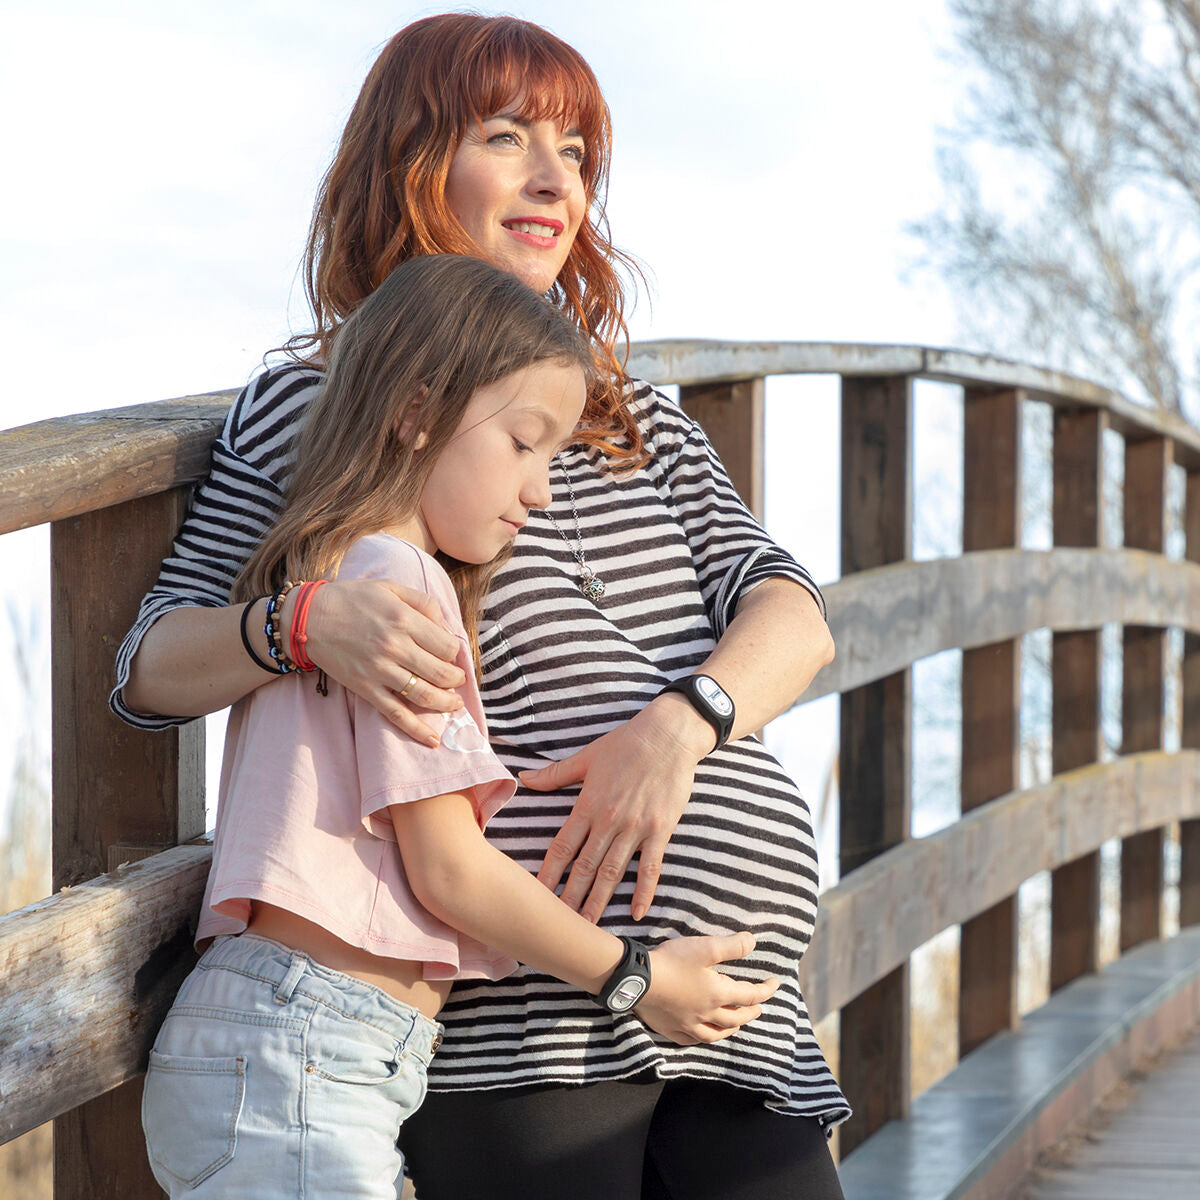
[224,359,326,463]
[622,375,697,459]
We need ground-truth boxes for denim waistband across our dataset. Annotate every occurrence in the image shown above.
[200,933,444,1065]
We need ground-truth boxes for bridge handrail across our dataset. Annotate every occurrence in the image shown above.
[2,339,1198,1195]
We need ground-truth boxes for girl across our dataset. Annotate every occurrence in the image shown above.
[139,254,776,1199]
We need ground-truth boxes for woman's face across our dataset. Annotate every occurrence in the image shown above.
[445,106,588,293]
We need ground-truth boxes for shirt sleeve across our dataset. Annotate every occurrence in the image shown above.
[110,364,324,730]
[638,381,827,637]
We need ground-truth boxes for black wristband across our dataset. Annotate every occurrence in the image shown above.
[239,595,277,674]
[595,936,652,1013]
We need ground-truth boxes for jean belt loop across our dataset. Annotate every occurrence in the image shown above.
[274,952,308,1004]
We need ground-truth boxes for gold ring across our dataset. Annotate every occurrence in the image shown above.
[398,672,418,698]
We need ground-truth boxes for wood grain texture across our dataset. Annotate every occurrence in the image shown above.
[50,490,206,1199]
[1120,438,1171,951]
[1051,409,1106,989]
[624,340,1200,468]
[799,749,1200,1025]
[0,394,233,535]
[959,388,1021,1056]
[804,548,1200,703]
[0,845,211,1144]
[679,378,765,519]
[1182,469,1200,926]
[838,373,913,1154]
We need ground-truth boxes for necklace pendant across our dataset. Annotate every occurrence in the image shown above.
[579,570,606,602]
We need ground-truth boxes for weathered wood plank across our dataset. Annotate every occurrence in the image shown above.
[804,548,1200,703]
[679,378,764,520]
[51,489,206,1200]
[838,373,913,1155]
[1051,409,1106,989]
[0,393,233,535]
[0,845,211,1144]
[1120,438,1171,951]
[1182,469,1200,926]
[959,388,1021,1057]
[799,749,1200,1024]
[624,341,1200,468]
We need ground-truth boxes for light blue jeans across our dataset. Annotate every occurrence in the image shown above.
[142,933,443,1198]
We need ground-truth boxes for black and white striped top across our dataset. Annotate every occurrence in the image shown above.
[112,364,849,1127]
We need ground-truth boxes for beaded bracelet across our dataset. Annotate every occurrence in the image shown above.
[264,580,303,673]
[239,594,277,674]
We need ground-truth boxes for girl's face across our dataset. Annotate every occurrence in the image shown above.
[445,104,588,293]
[406,359,587,563]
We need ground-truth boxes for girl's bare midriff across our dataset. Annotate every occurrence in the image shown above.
[245,902,452,1019]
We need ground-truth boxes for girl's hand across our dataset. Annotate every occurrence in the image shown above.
[637,933,779,1045]
[522,694,712,922]
[297,578,467,743]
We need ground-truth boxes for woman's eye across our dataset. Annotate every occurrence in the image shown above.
[562,144,586,164]
[488,129,521,147]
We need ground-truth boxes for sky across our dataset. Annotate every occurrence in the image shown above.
[0,0,966,872]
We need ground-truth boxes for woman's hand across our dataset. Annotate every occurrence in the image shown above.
[297,578,466,744]
[521,693,714,923]
[638,933,779,1045]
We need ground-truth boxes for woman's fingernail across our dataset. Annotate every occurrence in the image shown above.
[632,905,644,921]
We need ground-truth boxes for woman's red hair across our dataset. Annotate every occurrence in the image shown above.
[290,14,644,463]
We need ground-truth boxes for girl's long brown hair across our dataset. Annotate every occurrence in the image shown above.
[285,13,645,466]
[238,254,593,670]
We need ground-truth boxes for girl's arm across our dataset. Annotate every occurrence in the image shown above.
[390,792,780,1045]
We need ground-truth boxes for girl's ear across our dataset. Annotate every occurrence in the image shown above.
[395,385,431,449]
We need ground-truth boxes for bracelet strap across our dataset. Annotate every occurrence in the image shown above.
[239,595,277,674]
[290,580,328,672]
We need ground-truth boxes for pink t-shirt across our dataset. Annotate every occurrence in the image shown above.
[197,533,518,980]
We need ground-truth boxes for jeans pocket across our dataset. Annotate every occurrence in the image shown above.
[142,1049,246,1190]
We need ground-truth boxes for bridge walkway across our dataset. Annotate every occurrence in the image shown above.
[1023,1026,1200,1198]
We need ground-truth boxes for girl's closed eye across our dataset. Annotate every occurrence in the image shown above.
[512,437,533,454]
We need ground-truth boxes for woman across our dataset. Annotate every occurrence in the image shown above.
[115,14,848,1198]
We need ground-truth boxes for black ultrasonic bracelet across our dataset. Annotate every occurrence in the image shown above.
[594,936,652,1013]
[239,594,278,675]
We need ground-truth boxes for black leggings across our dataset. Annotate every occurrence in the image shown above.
[399,1075,844,1200]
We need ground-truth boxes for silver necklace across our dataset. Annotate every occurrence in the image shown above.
[544,456,606,602]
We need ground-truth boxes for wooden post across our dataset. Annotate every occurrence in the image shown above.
[679,378,765,520]
[1119,437,1171,951]
[1180,468,1200,925]
[959,388,1021,1056]
[1050,410,1107,988]
[837,374,913,1155]
[51,488,205,1200]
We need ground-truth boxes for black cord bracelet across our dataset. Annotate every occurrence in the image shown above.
[239,595,278,674]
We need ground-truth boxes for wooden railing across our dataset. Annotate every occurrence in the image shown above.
[2,343,1199,1198]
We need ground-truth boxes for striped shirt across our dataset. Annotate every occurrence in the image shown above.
[112,363,849,1127]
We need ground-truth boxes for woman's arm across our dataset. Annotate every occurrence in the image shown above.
[526,578,832,921]
[115,366,464,739]
[123,582,467,737]
[391,791,779,1045]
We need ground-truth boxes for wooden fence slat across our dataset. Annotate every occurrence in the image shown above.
[959,388,1021,1056]
[679,378,765,520]
[1050,409,1106,988]
[50,489,205,1200]
[1120,438,1172,952]
[1184,470,1200,926]
[838,374,913,1155]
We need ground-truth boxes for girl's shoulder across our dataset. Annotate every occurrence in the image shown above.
[336,533,461,625]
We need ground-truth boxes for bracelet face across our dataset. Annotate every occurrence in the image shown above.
[607,975,648,1012]
[695,674,734,718]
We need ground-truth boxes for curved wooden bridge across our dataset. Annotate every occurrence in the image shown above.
[1,342,1198,1198]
